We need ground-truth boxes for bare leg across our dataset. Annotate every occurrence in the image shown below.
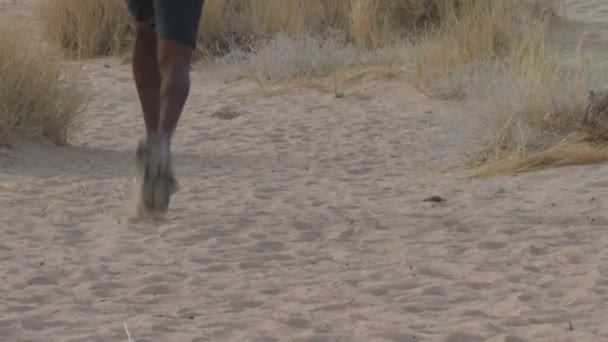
[132,35,189,213]
[134,37,193,213]
[156,38,194,140]
[132,0,202,214]
[132,27,193,139]
[132,24,161,134]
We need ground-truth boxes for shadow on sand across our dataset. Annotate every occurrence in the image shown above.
[0,142,275,181]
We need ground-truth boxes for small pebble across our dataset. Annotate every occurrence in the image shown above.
[424,195,446,202]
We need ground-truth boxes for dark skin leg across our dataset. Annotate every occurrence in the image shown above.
[156,38,193,141]
[132,23,161,133]
[131,24,193,140]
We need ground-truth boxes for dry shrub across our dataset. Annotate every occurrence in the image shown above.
[454,0,608,177]
[583,91,608,141]
[466,31,608,176]
[37,0,132,59]
[348,0,448,47]
[198,0,453,55]
[412,0,552,97]
[202,0,561,81]
[32,0,489,58]
[201,0,441,78]
[469,141,608,177]
[198,0,348,55]
[0,23,88,145]
[398,0,608,176]
[218,32,411,82]
[349,0,393,47]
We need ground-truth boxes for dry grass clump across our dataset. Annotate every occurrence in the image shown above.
[0,23,88,146]
[457,11,608,176]
[468,142,608,177]
[217,32,411,83]
[413,0,557,98]
[198,0,345,56]
[200,0,458,55]
[467,55,608,177]
[199,0,435,83]
[199,0,558,52]
[400,0,608,176]
[37,0,132,59]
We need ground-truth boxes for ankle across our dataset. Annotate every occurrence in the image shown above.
[146,130,171,143]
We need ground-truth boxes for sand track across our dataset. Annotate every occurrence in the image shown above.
[2,1,608,341]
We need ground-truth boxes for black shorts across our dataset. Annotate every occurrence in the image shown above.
[126,0,204,49]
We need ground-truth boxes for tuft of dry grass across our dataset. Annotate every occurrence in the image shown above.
[463,17,608,176]
[349,0,393,48]
[37,0,132,59]
[199,0,346,49]
[468,140,608,177]
[198,0,447,55]
[412,0,551,97]
[0,22,89,146]
[402,0,608,176]
[215,31,412,88]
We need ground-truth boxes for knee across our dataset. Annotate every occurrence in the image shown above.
[157,42,193,76]
[135,23,157,43]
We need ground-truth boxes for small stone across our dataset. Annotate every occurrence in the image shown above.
[423,195,446,202]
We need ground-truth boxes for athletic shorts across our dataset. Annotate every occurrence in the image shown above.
[125,0,204,49]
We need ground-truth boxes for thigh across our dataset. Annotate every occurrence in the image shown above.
[153,0,204,49]
[125,0,155,23]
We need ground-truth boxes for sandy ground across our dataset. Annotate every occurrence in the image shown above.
[3,1,608,342]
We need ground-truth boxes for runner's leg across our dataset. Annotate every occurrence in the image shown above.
[126,0,160,134]
[135,0,203,213]
[133,25,161,133]
[125,0,176,213]
[153,0,203,138]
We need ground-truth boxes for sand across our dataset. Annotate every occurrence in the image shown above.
[2,1,608,341]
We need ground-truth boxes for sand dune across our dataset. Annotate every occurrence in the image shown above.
[2,1,608,341]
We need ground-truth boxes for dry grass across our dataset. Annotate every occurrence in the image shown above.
[33,0,447,59]
[30,0,608,176]
[37,0,132,59]
[0,22,88,146]
[217,32,411,82]
[202,0,608,176]
[199,0,450,54]
[412,1,553,98]
[468,140,608,177]
[199,0,346,53]
[401,0,608,177]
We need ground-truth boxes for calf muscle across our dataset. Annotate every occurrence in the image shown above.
[157,39,193,140]
[132,25,161,133]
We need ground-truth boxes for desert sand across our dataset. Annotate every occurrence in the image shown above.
[3,1,608,341]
